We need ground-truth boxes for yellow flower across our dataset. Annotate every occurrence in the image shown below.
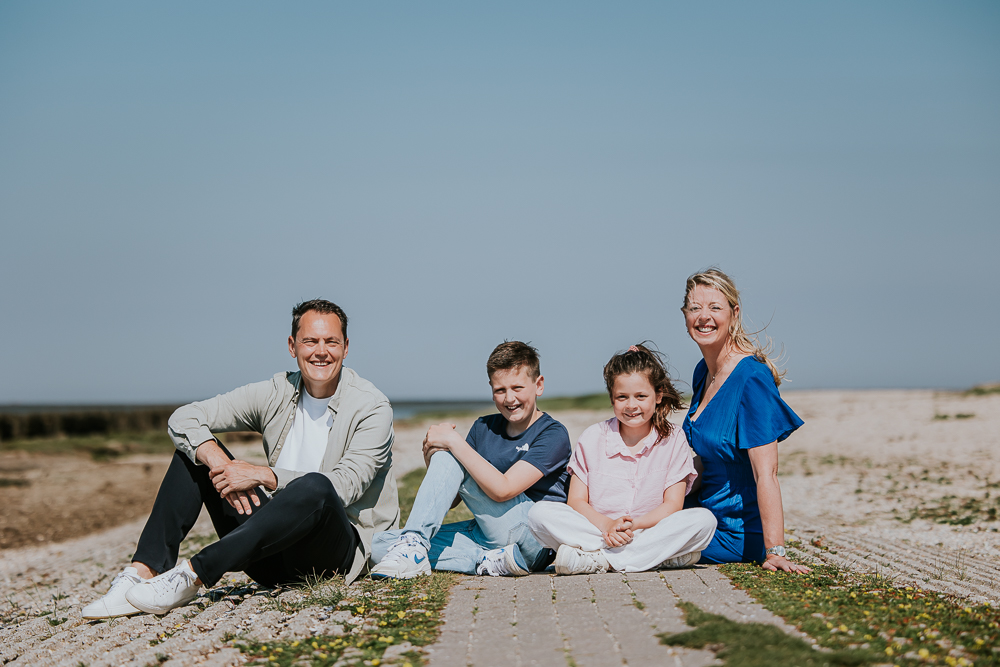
[838,625,848,632]
[275,647,283,652]
[975,638,985,645]
[372,660,380,666]
[918,648,930,658]
[826,622,834,629]
[885,647,894,656]
[380,621,387,626]
[425,611,432,617]
[291,641,300,647]
[849,592,856,598]
[357,606,366,614]
[397,610,406,618]
[312,642,319,649]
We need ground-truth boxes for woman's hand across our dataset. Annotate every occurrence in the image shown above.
[762,554,811,574]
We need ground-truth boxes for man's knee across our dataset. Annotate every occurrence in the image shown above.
[285,473,341,506]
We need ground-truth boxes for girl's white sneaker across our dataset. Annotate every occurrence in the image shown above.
[554,545,610,575]
[659,551,701,569]
[125,560,201,615]
[81,566,143,619]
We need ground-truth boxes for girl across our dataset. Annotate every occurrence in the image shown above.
[528,344,717,574]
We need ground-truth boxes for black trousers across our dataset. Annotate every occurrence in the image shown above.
[132,446,358,587]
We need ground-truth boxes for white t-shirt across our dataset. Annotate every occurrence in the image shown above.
[274,390,333,473]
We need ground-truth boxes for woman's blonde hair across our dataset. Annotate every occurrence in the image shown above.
[681,268,786,386]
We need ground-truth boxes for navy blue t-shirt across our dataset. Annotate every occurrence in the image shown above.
[466,413,572,503]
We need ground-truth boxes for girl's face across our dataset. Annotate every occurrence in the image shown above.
[611,372,662,433]
[684,284,736,348]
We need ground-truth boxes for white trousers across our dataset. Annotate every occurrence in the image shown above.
[527,501,717,573]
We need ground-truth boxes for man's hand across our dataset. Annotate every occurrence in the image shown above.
[422,423,466,466]
[209,460,277,515]
[195,439,276,516]
[601,515,634,548]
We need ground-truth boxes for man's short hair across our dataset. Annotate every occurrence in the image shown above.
[486,341,541,380]
[291,299,349,340]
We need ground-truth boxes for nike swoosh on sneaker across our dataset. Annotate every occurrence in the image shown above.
[414,555,426,564]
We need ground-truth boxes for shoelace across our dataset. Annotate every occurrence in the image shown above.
[155,568,196,593]
[109,571,140,590]
[384,535,425,562]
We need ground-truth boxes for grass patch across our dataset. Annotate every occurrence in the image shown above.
[720,562,1000,665]
[397,467,473,526]
[964,384,1000,396]
[235,572,457,667]
[899,494,999,525]
[660,601,872,666]
[0,431,176,460]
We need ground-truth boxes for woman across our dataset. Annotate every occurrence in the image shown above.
[681,268,809,573]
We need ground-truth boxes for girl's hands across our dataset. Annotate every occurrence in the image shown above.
[762,554,811,574]
[601,515,634,548]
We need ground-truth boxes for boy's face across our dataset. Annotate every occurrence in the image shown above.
[489,366,544,424]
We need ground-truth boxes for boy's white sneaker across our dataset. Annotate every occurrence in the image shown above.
[476,544,530,577]
[658,551,701,569]
[554,545,610,575]
[81,566,143,619]
[370,533,432,579]
[125,560,201,615]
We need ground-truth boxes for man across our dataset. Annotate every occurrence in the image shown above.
[82,299,397,618]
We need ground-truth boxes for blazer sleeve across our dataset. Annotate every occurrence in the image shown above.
[167,380,272,464]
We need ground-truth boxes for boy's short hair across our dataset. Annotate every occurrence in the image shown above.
[486,341,541,380]
[291,299,348,340]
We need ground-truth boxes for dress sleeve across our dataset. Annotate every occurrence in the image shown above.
[735,370,804,449]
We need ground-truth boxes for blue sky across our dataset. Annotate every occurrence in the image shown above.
[1,2,998,404]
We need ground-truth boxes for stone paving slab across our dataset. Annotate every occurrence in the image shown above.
[424,564,809,667]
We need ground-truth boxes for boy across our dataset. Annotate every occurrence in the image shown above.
[371,342,571,577]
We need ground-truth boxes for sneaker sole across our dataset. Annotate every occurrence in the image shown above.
[369,563,432,580]
[81,605,141,619]
[125,591,198,616]
[502,550,530,576]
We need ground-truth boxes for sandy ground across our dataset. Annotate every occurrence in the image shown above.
[0,390,998,664]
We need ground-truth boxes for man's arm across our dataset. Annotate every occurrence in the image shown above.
[422,423,543,502]
[194,439,278,515]
[168,381,269,464]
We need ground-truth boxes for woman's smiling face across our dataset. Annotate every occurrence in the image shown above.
[684,284,736,348]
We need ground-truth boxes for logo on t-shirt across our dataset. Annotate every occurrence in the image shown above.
[515,443,530,453]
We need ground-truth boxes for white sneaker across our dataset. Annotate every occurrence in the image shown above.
[476,544,530,577]
[659,551,701,569]
[125,560,201,615]
[554,545,610,575]
[370,533,431,579]
[81,566,143,619]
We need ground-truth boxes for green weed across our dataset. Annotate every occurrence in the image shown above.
[235,572,456,667]
[721,562,1000,665]
[660,601,872,666]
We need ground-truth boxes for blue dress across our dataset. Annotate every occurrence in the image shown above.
[683,357,803,564]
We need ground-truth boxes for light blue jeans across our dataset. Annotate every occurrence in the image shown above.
[371,451,549,574]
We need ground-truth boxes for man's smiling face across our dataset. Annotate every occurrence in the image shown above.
[288,310,349,398]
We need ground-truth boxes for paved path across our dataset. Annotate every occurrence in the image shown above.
[426,566,810,667]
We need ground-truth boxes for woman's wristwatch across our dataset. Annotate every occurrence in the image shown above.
[765,545,786,558]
